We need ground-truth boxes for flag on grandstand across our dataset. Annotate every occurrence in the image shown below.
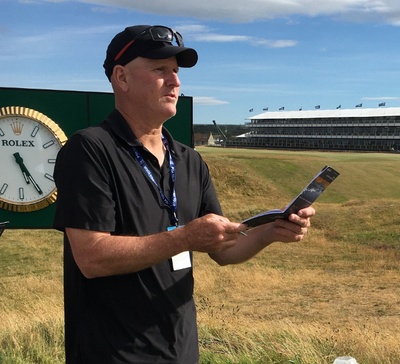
[279,107,285,110]
[263,107,268,111]
[249,108,253,112]
[336,105,341,109]
[356,103,362,107]
[379,102,386,107]
[315,105,320,109]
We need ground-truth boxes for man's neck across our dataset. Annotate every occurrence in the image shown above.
[140,133,166,167]
[118,107,166,166]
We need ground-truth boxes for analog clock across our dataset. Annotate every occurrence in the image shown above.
[0,106,67,212]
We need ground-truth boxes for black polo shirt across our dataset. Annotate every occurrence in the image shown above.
[53,109,222,364]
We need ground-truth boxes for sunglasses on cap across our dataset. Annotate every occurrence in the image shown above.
[114,26,184,62]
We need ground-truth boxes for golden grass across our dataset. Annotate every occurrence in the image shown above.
[194,148,400,363]
[1,148,400,363]
[194,216,400,362]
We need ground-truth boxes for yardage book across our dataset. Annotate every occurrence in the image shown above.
[242,166,340,228]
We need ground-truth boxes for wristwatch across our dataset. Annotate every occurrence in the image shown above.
[0,106,67,212]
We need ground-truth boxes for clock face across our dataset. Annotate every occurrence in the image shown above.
[0,106,67,212]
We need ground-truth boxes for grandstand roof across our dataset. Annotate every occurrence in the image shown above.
[247,107,400,120]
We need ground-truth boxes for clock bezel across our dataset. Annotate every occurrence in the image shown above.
[0,106,68,212]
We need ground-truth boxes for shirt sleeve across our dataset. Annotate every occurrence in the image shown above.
[199,158,223,217]
[53,131,116,232]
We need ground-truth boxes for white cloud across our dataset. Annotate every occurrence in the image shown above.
[194,96,230,105]
[177,24,297,49]
[0,25,119,61]
[363,96,400,100]
[71,0,400,25]
[250,39,298,48]
[91,6,118,13]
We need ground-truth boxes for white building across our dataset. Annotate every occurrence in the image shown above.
[229,107,400,152]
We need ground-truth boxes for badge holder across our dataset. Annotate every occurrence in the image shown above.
[168,226,191,271]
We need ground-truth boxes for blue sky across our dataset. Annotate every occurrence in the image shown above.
[1,0,400,125]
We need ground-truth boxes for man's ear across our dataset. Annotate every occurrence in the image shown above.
[112,65,129,92]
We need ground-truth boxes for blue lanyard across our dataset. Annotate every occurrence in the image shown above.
[133,134,178,226]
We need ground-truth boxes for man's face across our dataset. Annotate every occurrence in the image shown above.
[123,56,181,123]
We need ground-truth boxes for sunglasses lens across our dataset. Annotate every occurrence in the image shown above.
[151,27,173,42]
[150,27,184,47]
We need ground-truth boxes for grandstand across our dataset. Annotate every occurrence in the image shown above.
[228,107,400,152]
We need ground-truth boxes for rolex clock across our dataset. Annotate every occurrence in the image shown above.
[0,106,67,212]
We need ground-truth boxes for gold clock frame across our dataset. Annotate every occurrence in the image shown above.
[0,106,68,212]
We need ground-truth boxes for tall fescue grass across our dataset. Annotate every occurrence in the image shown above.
[0,229,64,363]
[1,148,400,363]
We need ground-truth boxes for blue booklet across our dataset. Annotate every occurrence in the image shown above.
[242,166,340,228]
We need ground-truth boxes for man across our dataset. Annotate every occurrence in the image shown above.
[53,25,315,364]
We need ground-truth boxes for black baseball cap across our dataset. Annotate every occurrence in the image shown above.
[103,25,198,81]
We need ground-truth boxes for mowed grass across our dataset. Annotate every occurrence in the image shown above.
[1,147,400,363]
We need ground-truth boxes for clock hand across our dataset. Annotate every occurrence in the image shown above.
[27,174,43,195]
[13,152,43,195]
[13,152,29,183]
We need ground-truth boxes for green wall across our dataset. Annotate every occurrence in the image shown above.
[0,87,193,228]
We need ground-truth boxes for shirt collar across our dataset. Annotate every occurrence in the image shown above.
[105,109,186,159]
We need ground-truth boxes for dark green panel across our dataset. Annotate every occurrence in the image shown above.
[0,87,193,229]
[0,205,56,229]
[88,93,194,148]
[0,87,88,138]
[88,92,115,127]
[164,97,193,148]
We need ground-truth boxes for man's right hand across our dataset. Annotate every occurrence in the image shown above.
[175,214,247,254]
